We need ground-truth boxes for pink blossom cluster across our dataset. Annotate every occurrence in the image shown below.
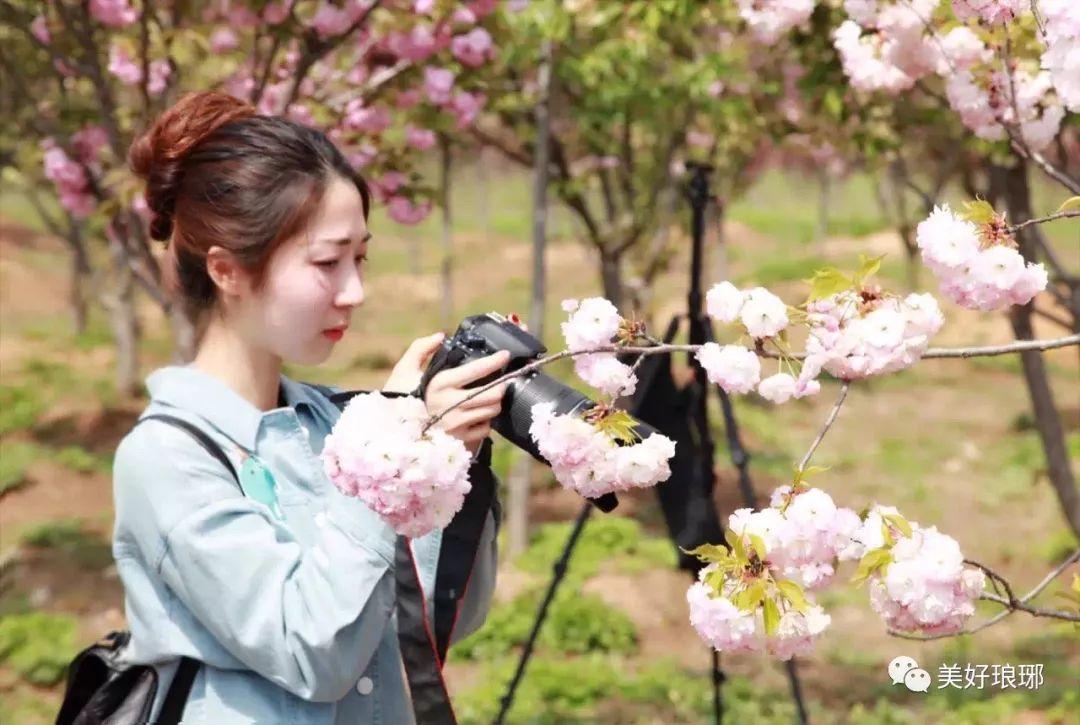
[310,0,371,39]
[915,204,1047,311]
[803,290,944,380]
[561,298,638,397]
[695,343,761,395]
[945,68,1066,151]
[848,506,985,635]
[420,67,487,130]
[732,486,863,590]
[833,1,1066,149]
[386,196,433,225]
[1039,0,1080,111]
[951,0,1021,25]
[528,402,676,498]
[321,392,473,538]
[736,0,815,45]
[451,27,495,67]
[89,0,138,28]
[107,44,171,95]
[705,282,790,339]
[41,126,108,218]
[687,566,832,660]
[833,0,941,95]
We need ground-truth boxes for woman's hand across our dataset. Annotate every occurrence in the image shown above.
[382,332,446,394]
[425,350,511,456]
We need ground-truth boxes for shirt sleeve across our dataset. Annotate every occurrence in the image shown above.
[113,420,397,703]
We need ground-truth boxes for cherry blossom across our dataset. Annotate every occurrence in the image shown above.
[322,392,472,538]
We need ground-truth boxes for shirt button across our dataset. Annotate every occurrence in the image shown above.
[355,676,374,695]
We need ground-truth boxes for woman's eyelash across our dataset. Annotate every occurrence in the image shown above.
[315,254,366,269]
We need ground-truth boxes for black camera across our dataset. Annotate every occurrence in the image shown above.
[417,312,659,513]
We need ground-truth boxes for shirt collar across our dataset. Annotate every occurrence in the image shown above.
[145,364,317,451]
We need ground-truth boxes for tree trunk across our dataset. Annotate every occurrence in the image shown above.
[170,305,198,362]
[439,135,454,331]
[504,33,556,558]
[992,161,1080,538]
[68,223,90,335]
[109,267,141,397]
[600,250,626,312]
[478,146,491,245]
[816,169,830,253]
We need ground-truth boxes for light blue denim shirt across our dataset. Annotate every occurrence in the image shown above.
[111,364,498,723]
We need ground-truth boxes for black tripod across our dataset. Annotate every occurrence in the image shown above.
[494,164,809,725]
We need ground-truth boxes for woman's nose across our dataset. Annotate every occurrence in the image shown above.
[337,267,364,307]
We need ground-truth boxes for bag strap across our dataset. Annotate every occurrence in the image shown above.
[432,437,496,661]
[138,413,240,486]
[133,413,242,724]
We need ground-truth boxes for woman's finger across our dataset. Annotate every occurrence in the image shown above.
[431,350,510,390]
[450,403,502,429]
[405,332,445,365]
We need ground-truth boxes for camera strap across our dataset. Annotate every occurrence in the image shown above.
[318,386,497,724]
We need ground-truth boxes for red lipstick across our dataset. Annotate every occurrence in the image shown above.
[322,328,345,341]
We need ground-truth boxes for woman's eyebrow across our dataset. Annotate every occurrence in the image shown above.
[319,231,373,246]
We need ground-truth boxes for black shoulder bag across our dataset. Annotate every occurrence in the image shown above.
[56,414,238,725]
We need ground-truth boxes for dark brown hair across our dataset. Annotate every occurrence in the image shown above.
[129,91,371,320]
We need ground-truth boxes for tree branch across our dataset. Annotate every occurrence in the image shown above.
[1008,209,1080,235]
[797,382,850,472]
[420,335,1080,434]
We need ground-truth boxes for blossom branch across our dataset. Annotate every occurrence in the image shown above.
[888,549,1080,640]
[796,383,850,473]
[420,334,1080,433]
[1008,210,1080,235]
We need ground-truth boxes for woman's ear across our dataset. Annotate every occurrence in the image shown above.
[205,245,249,298]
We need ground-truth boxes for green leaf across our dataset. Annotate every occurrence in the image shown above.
[881,521,895,547]
[823,88,843,120]
[681,543,729,564]
[748,534,767,561]
[725,529,746,561]
[596,410,641,445]
[792,464,831,486]
[883,513,913,538]
[852,548,893,585]
[855,253,885,283]
[775,579,809,613]
[959,199,996,225]
[804,267,853,302]
[704,566,726,594]
[762,597,781,636]
[1056,196,1080,213]
[734,581,765,612]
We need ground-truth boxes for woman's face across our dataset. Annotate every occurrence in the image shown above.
[236,175,370,366]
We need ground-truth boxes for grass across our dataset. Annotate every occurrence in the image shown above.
[20,518,114,569]
[0,440,41,495]
[0,611,78,686]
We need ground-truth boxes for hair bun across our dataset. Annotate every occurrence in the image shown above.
[129,91,256,241]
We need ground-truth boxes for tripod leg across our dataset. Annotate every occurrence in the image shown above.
[704,328,809,725]
[712,650,725,725]
[494,501,593,725]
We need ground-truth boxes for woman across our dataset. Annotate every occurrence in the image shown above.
[112,91,508,723]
